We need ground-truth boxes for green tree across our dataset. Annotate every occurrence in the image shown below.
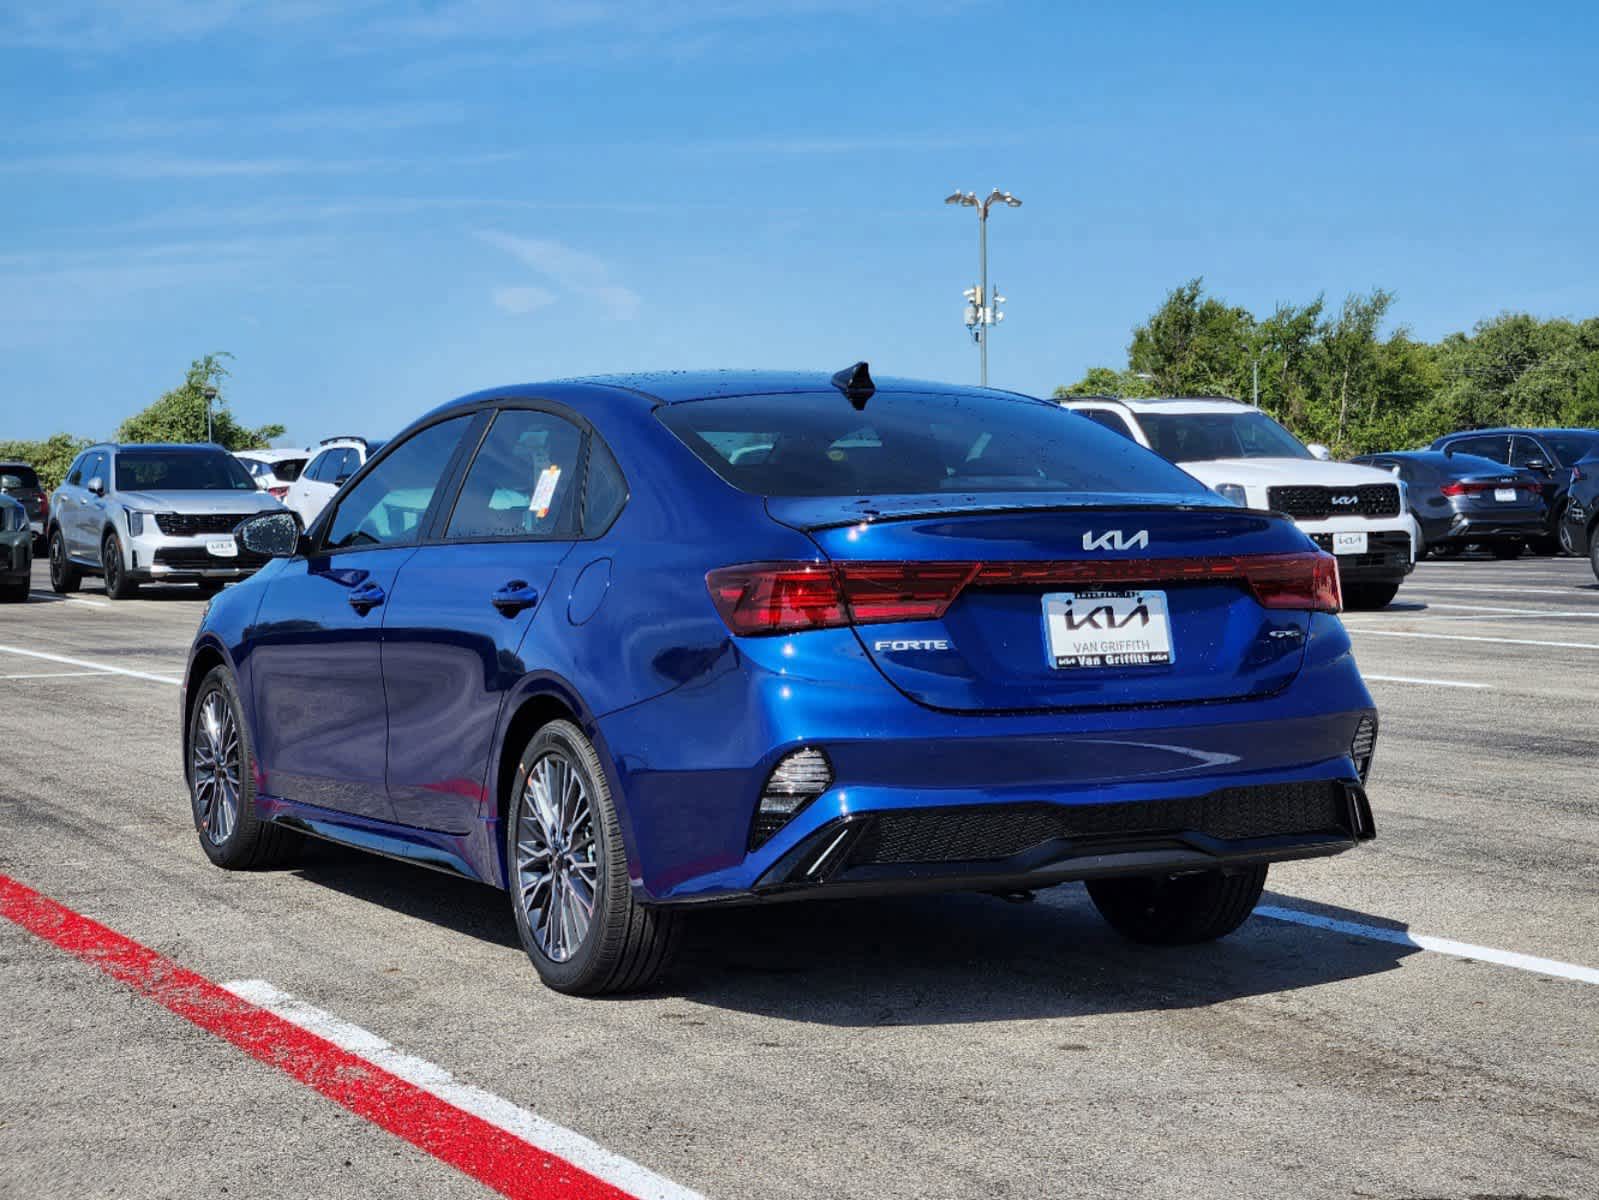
[115,354,284,450]
[0,432,92,491]
[1127,278,1255,397]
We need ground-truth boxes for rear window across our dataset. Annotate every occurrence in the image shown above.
[656,391,1213,499]
[272,457,308,483]
[0,466,40,488]
[115,450,257,493]
[1546,433,1599,464]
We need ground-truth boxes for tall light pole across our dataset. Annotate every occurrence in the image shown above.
[202,385,218,444]
[944,187,1021,386]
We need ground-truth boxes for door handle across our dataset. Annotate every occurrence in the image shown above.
[491,580,539,616]
[347,579,386,614]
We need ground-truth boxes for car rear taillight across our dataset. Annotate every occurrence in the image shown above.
[38,493,48,517]
[707,551,1341,636]
[268,485,289,500]
[1440,480,1538,496]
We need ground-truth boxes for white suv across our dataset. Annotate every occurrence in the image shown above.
[282,436,383,529]
[1060,396,1419,609]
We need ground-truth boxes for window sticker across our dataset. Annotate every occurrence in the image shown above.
[529,464,561,518]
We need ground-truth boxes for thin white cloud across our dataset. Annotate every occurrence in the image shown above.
[491,285,556,315]
[477,230,640,320]
[11,100,466,144]
[0,150,517,179]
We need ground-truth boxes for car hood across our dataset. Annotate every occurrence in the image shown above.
[1178,458,1400,487]
[117,490,285,514]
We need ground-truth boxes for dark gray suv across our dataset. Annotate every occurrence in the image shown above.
[48,443,286,599]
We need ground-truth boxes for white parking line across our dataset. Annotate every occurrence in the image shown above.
[26,591,107,609]
[1422,602,1599,617]
[0,670,114,680]
[224,980,706,1200]
[0,644,181,685]
[1346,629,1599,651]
[1406,582,1593,597]
[1257,906,1599,986]
[1361,674,1489,690]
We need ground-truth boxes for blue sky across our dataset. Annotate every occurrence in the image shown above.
[3,1,1597,445]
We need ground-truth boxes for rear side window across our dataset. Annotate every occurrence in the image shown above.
[274,457,307,483]
[325,418,472,551]
[445,410,584,541]
[656,391,1211,499]
[582,437,627,534]
[1,466,40,488]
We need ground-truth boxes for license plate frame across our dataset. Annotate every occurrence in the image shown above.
[1043,589,1174,670]
[1494,487,1517,502]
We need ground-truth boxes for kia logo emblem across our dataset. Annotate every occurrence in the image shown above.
[1082,529,1150,551]
[1330,494,1359,506]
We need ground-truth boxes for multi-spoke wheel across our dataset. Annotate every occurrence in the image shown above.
[49,528,81,594]
[506,719,681,994]
[187,666,299,869]
[102,531,138,599]
[192,691,242,846]
[515,749,600,963]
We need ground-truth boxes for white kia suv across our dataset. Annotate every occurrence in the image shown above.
[1060,396,1419,609]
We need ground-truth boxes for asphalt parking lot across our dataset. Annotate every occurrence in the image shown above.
[1,554,1595,1200]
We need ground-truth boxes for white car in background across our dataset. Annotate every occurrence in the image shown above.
[1059,395,1420,609]
[282,436,383,529]
[234,448,310,503]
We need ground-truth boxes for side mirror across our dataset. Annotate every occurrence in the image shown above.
[1523,458,1551,473]
[237,511,304,559]
[1306,443,1332,461]
[87,476,106,496]
[333,473,352,487]
[0,474,22,490]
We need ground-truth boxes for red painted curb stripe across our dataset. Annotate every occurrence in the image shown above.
[0,874,636,1200]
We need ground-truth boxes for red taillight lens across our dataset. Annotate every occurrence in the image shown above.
[38,493,48,516]
[706,564,846,635]
[707,551,1342,635]
[1238,551,1342,613]
[835,562,978,623]
[268,485,289,500]
[1525,481,1543,494]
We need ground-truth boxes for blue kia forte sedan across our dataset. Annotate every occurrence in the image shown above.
[182,367,1378,995]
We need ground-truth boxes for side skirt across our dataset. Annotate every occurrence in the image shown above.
[258,794,498,886]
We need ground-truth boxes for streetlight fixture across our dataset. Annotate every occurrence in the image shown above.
[201,385,218,445]
[944,187,1022,386]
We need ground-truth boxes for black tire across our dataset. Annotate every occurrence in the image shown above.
[1556,511,1577,557]
[1490,541,1523,560]
[506,719,681,995]
[48,528,81,593]
[1589,528,1599,584]
[0,577,28,603]
[1343,581,1399,610]
[1428,542,1463,559]
[187,666,300,869]
[1087,864,1269,945]
[101,531,139,599]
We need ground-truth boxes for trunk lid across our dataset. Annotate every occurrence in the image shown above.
[773,497,1319,713]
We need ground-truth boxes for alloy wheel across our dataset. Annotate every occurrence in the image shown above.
[514,750,599,963]
[49,534,64,586]
[191,691,242,845]
[103,537,121,594]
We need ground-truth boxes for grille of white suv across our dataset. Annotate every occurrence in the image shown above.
[1267,484,1400,519]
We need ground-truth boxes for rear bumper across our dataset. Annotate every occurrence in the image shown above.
[740,780,1373,904]
[598,613,1378,904]
[1430,512,1546,544]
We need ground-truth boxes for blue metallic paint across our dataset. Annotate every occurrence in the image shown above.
[184,371,1377,909]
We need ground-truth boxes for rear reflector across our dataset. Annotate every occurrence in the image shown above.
[707,551,1341,636]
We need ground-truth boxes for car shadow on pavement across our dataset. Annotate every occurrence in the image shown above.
[288,840,522,950]
[668,887,1421,1026]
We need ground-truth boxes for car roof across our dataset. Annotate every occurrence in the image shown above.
[1062,395,1256,415]
[413,370,1047,428]
[98,442,230,453]
[1437,427,1596,438]
[235,447,308,460]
